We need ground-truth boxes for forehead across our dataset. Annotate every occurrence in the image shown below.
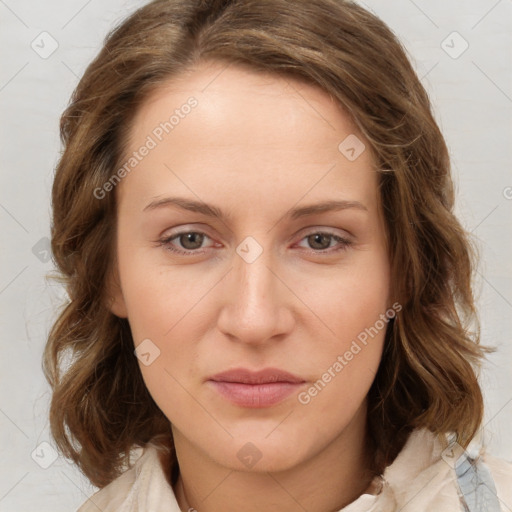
[129,59,363,150]
[119,60,379,217]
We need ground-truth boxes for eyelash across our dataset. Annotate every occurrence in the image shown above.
[157,230,353,256]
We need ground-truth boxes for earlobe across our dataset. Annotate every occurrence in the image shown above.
[109,293,128,318]
[105,268,128,318]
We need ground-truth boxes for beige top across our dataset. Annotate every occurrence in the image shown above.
[77,428,512,511]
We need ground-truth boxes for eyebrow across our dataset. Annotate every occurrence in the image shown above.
[143,196,367,220]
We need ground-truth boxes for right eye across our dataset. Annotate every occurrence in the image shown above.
[158,230,216,255]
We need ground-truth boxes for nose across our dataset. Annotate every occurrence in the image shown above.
[216,245,295,346]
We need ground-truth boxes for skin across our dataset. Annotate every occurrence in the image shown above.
[109,59,392,512]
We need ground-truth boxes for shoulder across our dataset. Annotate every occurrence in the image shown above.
[382,428,512,511]
[481,451,512,510]
[76,452,141,512]
[76,442,180,512]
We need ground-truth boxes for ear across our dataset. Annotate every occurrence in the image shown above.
[105,265,128,318]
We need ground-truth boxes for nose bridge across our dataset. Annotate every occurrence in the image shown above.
[236,247,275,310]
[216,239,292,343]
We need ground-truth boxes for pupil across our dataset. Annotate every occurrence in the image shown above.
[181,233,203,249]
[309,234,330,250]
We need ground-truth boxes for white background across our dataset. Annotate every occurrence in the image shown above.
[0,0,511,510]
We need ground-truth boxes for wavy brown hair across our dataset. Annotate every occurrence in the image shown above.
[43,0,492,489]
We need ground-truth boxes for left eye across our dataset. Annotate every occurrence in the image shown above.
[158,230,352,255]
[296,232,352,252]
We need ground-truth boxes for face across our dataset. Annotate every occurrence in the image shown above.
[109,60,392,473]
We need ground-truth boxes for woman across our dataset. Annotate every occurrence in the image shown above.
[43,0,512,510]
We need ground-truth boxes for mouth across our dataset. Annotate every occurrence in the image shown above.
[207,367,306,408]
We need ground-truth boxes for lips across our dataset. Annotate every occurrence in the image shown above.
[207,367,306,408]
[208,367,305,385]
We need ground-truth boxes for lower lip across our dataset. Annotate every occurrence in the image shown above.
[208,381,304,408]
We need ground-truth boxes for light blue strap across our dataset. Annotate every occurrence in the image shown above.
[455,452,501,511]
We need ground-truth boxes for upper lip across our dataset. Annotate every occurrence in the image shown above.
[208,367,305,385]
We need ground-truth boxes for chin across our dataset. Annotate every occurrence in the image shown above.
[204,432,311,474]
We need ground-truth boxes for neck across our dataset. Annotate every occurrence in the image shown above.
[172,404,376,512]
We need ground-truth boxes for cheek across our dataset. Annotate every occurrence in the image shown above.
[121,265,205,424]
[117,258,215,398]
[300,253,390,395]
[308,252,390,339]
[118,252,204,342]
[295,284,390,441]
